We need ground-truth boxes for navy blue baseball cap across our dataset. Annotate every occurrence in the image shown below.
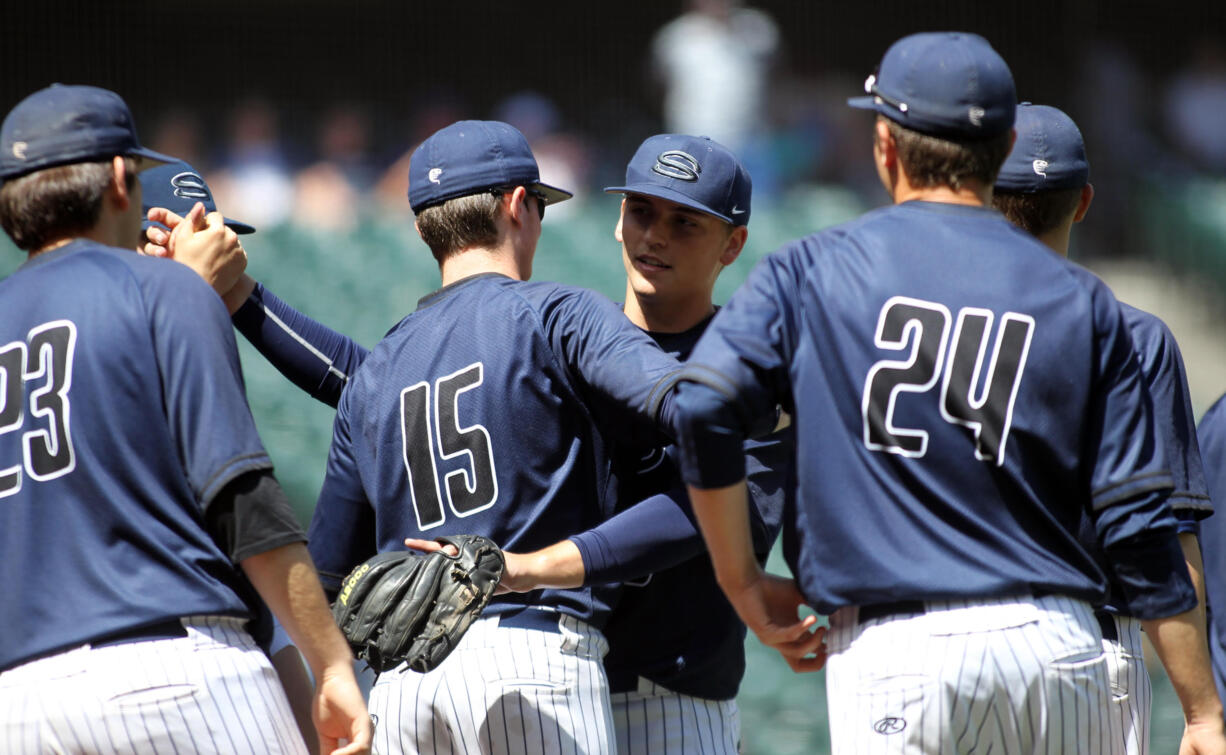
[848,32,1017,140]
[0,84,174,180]
[408,120,573,213]
[995,104,1089,193]
[140,159,256,235]
[604,134,752,226]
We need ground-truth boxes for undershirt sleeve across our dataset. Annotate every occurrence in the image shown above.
[204,468,307,564]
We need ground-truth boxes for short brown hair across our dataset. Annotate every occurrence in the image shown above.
[414,192,502,263]
[992,188,1083,237]
[0,159,133,251]
[886,119,1013,192]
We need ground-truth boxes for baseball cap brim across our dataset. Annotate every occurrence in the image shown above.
[142,216,257,235]
[129,146,177,172]
[531,182,573,206]
[604,183,736,224]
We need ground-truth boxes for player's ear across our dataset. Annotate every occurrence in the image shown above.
[720,225,748,266]
[1073,183,1094,224]
[873,117,898,176]
[109,155,132,211]
[614,199,626,243]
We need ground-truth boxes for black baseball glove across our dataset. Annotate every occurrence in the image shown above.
[331,534,505,673]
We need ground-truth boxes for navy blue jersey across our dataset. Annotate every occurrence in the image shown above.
[1118,304,1211,522]
[676,201,1192,618]
[308,273,681,628]
[1085,304,1213,614]
[1197,395,1226,706]
[0,241,273,671]
[597,317,792,700]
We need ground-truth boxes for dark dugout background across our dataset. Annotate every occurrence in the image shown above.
[3,0,1222,170]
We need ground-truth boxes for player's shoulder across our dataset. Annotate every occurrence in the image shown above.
[1201,392,1226,434]
[14,239,210,294]
[1118,301,1179,363]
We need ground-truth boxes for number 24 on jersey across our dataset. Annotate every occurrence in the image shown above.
[862,296,1033,466]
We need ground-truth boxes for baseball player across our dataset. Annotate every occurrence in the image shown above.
[162,119,684,754]
[0,84,370,755]
[139,157,324,755]
[669,32,1226,753]
[991,102,1215,755]
[1198,397,1226,708]
[413,133,795,754]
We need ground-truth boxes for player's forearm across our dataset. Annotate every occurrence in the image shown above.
[1180,532,1207,618]
[242,542,356,677]
[231,282,368,408]
[500,540,586,592]
[1142,609,1225,725]
[687,480,761,594]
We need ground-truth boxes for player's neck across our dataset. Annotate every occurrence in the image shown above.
[439,243,530,286]
[1036,224,1073,258]
[623,285,714,334]
[889,169,992,208]
[31,219,125,257]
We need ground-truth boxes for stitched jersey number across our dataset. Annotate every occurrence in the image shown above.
[400,362,498,530]
[0,321,78,498]
[862,297,1033,465]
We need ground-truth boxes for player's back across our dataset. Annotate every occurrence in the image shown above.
[1198,395,1226,705]
[759,200,1168,611]
[323,272,677,623]
[0,241,268,670]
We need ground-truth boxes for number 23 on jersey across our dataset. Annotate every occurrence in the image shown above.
[1,320,77,498]
[862,296,1033,465]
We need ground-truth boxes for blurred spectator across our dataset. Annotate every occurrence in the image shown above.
[650,0,779,154]
[495,91,592,218]
[292,105,375,232]
[372,90,471,215]
[1164,37,1226,175]
[148,107,206,171]
[210,97,296,229]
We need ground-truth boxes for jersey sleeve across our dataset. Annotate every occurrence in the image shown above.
[1084,282,1174,517]
[1129,313,1212,518]
[308,388,377,592]
[676,253,797,489]
[232,282,370,408]
[143,263,273,507]
[1083,280,1192,619]
[538,287,683,444]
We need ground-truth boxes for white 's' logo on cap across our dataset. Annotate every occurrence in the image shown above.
[968,107,985,127]
[171,172,211,201]
[1032,159,1049,177]
[653,150,701,182]
[12,141,27,160]
[428,168,443,184]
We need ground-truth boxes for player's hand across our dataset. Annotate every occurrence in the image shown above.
[312,665,372,755]
[147,203,249,297]
[406,537,532,593]
[729,571,826,673]
[1179,717,1226,755]
[403,537,459,556]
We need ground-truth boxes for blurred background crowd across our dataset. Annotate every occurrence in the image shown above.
[3,1,1225,752]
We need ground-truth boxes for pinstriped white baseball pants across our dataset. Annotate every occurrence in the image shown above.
[1103,615,1150,755]
[825,595,1112,754]
[369,612,615,755]
[610,678,741,755]
[0,616,307,754]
